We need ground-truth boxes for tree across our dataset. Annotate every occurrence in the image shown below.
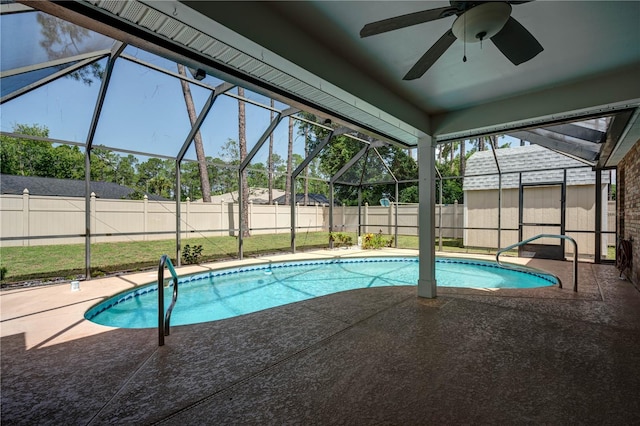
[0,124,49,176]
[179,161,202,201]
[268,99,275,204]
[49,145,85,180]
[36,13,103,85]
[177,64,211,202]
[237,87,250,237]
[137,158,175,199]
[90,147,120,182]
[247,163,269,188]
[0,124,86,178]
[436,161,463,204]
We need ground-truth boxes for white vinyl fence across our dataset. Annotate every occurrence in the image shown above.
[0,192,465,247]
[331,202,462,238]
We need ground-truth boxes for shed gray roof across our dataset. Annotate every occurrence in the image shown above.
[0,174,168,200]
[463,145,609,191]
[273,193,339,206]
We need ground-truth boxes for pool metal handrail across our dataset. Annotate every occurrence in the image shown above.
[158,254,179,346]
[496,234,578,292]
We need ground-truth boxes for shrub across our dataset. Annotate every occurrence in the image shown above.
[362,231,394,250]
[329,232,353,248]
[0,266,7,281]
[182,244,203,265]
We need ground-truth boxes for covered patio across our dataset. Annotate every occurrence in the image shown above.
[2,1,640,424]
[2,250,640,424]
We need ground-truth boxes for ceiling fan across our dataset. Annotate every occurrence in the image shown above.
[360,1,544,80]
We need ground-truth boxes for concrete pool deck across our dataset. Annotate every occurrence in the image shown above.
[2,249,640,424]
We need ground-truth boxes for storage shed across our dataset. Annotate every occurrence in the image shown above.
[463,144,610,259]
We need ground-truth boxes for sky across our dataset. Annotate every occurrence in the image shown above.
[1,10,312,168]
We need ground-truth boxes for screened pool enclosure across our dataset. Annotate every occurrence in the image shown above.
[0,2,630,285]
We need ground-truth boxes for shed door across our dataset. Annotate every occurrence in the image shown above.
[519,183,565,260]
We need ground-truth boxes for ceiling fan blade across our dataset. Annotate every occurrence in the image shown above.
[491,16,543,65]
[360,7,456,38]
[403,30,456,80]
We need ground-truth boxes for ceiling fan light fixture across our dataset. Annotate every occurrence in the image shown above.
[452,2,512,43]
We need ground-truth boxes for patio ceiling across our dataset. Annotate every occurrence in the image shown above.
[19,0,640,167]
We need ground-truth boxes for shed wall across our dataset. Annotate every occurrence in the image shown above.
[464,184,607,257]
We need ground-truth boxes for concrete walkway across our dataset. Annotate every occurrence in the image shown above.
[2,250,640,424]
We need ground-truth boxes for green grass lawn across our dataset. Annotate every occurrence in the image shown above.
[0,232,580,284]
[0,232,331,283]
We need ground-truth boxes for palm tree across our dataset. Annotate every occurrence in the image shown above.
[177,64,211,202]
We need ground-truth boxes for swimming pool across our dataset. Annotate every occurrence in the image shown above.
[85,257,557,329]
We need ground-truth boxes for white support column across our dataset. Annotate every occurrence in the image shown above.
[418,135,437,298]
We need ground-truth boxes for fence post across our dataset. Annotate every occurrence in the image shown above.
[185,197,190,240]
[274,201,279,234]
[90,192,96,244]
[220,200,225,236]
[315,202,319,232]
[454,200,459,239]
[22,188,29,247]
[341,204,346,232]
[143,195,148,241]
[249,200,253,234]
[388,201,393,235]
[364,202,369,234]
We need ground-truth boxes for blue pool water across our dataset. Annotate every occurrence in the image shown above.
[85,257,557,329]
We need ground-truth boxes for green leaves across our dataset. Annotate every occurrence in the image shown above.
[181,244,203,265]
